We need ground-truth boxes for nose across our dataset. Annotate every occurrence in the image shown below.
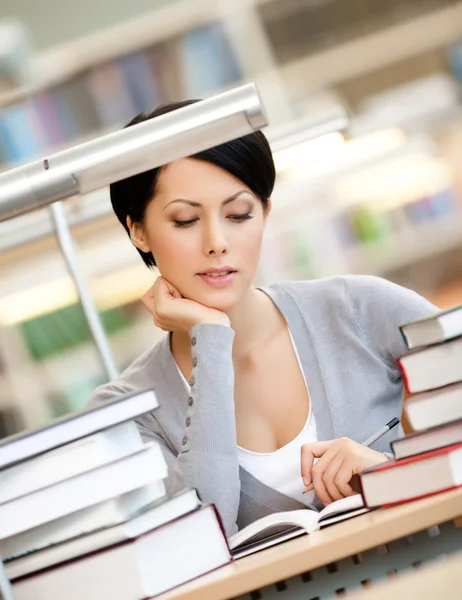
[203,219,229,256]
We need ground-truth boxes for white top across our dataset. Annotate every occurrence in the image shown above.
[175,329,318,508]
[237,330,318,508]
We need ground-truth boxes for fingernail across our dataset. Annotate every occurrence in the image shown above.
[302,476,309,486]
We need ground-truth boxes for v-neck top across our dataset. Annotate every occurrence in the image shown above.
[174,328,319,508]
[87,275,437,537]
[236,329,318,508]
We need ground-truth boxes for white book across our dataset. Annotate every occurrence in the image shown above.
[229,495,369,559]
[0,421,142,504]
[359,443,462,507]
[405,382,462,431]
[0,559,14,600]
[6,488,201,579]
[391,419,462,460]
[0,479,166,561]
[400,305,462,349]
[0,442,167,539]
[11,505,231,600]
[0,389,157,470]
[397,337,462,394]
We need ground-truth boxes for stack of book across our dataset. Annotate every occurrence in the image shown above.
[359,306,462,507]
[0,390,231,599]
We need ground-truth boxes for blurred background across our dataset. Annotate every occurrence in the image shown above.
[0,0,462,435]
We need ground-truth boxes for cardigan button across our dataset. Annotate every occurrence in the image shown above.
[185,417,191,427]
[189,376,195,386]
[192,357,197,368]
[182,436,188,446]
[191,337,197,346]
[188,396,194,407]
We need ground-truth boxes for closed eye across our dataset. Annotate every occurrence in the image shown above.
[173,218,198,228]
[173,214,253,228]
[228,213,253,222]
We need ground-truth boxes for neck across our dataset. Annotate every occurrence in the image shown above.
[171,285,283,366]
[226,285,283,359]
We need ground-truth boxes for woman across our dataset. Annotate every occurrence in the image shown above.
[87,100,436,537]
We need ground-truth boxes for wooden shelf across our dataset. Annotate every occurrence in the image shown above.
[338,217,462,278]
[280,4,462,97]
[2,1,461,108]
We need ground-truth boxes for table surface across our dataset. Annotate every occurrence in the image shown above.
[162,488,462,600]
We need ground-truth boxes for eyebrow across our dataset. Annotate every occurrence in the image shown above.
[162,190,255,211]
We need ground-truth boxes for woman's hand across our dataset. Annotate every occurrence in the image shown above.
[301,438,388,504]
[141,276,230,333]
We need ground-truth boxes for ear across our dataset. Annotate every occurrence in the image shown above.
[126,216,150,253]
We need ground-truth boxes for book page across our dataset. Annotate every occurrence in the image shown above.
[231,528,305,560]
[229,509,320,550]
[317,494,366,524]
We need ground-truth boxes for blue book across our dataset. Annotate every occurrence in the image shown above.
[179,24,241,97]
[85,62,136,128]
[116,50,162,114]
[32,90,67,149]
[0,101,43,165]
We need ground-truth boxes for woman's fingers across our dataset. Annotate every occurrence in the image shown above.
[310,447,342,504]
[302,437,391,504]
[141,277,184,330]
[322,454,356,501]
[158,276,182,299]
[141,278,159,314]
[301,442,342,504]
[141,275,230,332]
[333,459,356,497]
[301,440,354,504]
[311,465,333,504]
[300,441,331,487]
[320,452,346,502]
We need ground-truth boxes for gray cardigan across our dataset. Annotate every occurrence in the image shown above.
[87,275,436,537]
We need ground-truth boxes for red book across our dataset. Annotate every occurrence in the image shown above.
[359,442,462,508]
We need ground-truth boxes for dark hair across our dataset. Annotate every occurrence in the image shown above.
[110,100,276,268]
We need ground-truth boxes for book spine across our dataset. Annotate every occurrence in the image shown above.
[210,503,232,555]
[396,357,411,394]
[398,324,410,350]
[389,437,398,454]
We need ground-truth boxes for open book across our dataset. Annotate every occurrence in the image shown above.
[229,494,369,559]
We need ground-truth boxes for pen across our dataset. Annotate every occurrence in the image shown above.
[361,417,400,447]
[302,417,400,494]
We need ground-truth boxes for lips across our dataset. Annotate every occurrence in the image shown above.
[200,270,234,277]
[197,267,237,288]
[198,267,236,276]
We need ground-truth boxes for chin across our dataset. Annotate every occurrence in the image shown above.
[189,277,253,311]
[194,288,242,312]
[170,272,254,312]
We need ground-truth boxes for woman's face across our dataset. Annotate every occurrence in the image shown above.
[129,158,269,311]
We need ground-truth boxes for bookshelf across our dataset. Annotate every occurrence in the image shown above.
[279,2,462,100]
[0,22,245,165]
[1,0,461,164]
